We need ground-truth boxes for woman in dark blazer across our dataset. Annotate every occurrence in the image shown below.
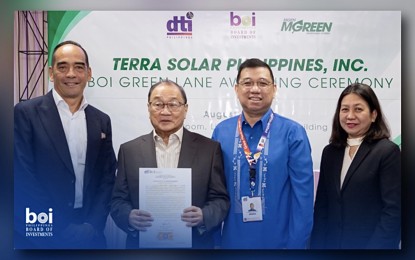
[310,83,401,249]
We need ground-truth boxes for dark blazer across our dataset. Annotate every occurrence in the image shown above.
[111,128,230,249]
[310,138,401,249]
[14,91,117,249]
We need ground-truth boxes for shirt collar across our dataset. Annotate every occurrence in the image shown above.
[241,108,273,129]
[52,88,89,111]
[153,126,184,143]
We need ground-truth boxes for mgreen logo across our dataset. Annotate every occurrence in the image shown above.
[281,19,332,34]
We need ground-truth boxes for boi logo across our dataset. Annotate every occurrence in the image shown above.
[230,12,256,27]
[26,208,53,224]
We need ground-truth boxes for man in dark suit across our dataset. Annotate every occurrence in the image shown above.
[14,40,117,249]
[110,80,229,249]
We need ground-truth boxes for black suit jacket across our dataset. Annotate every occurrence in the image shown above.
[14,91,117,249]
[310,138,401,249]
[111,128,229,249]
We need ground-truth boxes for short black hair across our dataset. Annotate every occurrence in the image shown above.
[236,58,274,84]
[51,40,89,67]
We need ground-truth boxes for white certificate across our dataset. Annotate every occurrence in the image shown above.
[139,168,192,248]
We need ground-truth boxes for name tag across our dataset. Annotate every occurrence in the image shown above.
[241,196,263,222]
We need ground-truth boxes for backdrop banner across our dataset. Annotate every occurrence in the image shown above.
[48,11,401,166]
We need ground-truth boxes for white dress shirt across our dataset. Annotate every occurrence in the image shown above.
[53,89,88,208]
[153,127,183,168]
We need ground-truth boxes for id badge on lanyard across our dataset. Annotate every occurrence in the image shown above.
[237,113,274,222]
[242,196,263,222]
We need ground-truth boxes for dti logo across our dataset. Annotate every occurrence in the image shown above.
[26,208,53,224]
[230,12,256,27]
[166,12,193,35]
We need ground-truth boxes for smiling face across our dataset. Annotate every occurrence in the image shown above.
[148,83,188,140]
[235,67,276,122]
[339,93,377,139]
[49,44,91,101]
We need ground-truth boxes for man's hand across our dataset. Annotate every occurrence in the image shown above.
[181,206,204,227]
[128,209,154,231]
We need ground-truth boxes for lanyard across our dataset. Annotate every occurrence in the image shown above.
[237,112,274,196]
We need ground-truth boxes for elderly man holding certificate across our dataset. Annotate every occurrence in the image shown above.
[111,80,230,249]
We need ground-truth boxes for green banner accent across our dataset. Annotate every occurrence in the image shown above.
[47,11,90,65]
[393,135,401,149]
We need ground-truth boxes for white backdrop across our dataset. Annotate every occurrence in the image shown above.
[52,11,401,169]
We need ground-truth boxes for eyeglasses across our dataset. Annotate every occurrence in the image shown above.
[149,101,186,112]
[238,80,273,89]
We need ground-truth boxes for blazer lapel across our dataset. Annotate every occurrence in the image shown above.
[84,106,101,187]
[331,148,345,196]
[342,142,371,190]
[38,91,74,175]
[142,132,158,167]
[177,128,197,168]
